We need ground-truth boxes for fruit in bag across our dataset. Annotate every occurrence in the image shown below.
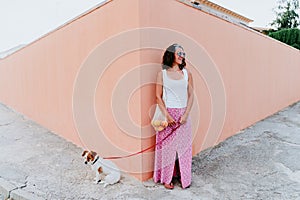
[161,121,168,127]
[156,126,164,131]
[151,104,167,131]
[152,120,161,127]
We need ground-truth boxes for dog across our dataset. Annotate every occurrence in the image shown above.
[82,150,121,187]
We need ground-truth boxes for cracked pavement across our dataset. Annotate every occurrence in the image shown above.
[0,101,300,200]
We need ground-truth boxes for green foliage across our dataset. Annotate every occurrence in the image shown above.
[271,0,299,30]
[263,29,277,35]
[269,28,300,49]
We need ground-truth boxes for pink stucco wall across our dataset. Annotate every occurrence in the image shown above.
[1,0,300,181]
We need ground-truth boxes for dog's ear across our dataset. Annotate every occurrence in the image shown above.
[91,151,97,158]
[82,150,88,157]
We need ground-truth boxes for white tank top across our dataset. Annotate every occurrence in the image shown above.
[162,68,188,108]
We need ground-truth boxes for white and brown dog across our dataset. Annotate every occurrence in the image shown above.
[82,150,121,187]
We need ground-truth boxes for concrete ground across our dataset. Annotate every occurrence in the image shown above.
[0,101,300,200]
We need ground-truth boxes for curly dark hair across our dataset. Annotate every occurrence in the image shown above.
[162,44,186,70]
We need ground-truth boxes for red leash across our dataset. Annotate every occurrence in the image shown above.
[103,123,181,160]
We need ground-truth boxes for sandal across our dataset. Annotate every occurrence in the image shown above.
[164,182,174,189]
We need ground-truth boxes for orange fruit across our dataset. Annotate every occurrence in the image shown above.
[156,126,164,131]
[161,121,168,127]
[152,120,161,127]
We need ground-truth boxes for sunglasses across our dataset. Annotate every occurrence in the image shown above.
[177,51,186,58]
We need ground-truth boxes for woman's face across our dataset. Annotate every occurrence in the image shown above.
[174,47,185,66]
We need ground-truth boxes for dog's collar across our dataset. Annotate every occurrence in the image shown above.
[92,156,99,165]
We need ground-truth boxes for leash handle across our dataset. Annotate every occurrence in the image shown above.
[103,123,181,160]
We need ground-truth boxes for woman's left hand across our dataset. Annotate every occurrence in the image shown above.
[179,113,188,124]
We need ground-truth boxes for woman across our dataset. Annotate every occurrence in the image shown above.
[153,44,194,189]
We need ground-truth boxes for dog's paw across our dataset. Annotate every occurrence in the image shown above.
[94,179,101,184]
[99,181,108,187]
[103,183,109,188]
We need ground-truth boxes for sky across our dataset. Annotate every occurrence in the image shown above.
[0,0,279,55]
[210,0,278,27]
[0,0,106,54]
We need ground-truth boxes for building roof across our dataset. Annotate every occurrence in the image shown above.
[182,0,253,24]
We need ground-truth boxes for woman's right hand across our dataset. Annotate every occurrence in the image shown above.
[166,115,176,127]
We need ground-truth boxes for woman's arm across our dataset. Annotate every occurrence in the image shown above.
[180,69,194,124]
[156,71,176,126]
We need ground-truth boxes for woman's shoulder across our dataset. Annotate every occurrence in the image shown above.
[157,69,166,76]
[183,67,192,75]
